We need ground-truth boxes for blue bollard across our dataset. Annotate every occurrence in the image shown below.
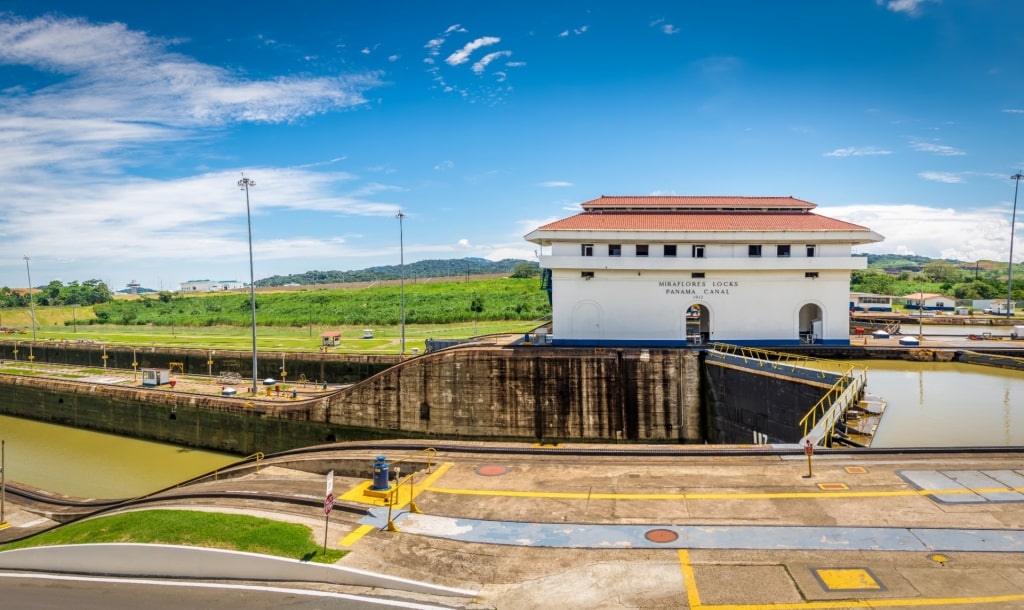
[371,455,391,490]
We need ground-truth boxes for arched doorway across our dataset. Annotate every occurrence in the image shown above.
[572,301,604,339]
[798,303,823,344]
[685,304,710,345]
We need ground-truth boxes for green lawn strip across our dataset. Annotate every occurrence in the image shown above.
[0,509,346,564]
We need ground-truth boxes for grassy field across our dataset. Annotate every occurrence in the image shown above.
[0,510,345,563]
[0,278,550,353]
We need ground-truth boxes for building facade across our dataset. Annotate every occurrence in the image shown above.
[525,196,883,347]
[179,279,244,292]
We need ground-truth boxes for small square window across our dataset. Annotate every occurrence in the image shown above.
[664,244,677,257]
[692,245,705,258]
[777,245,791,257]
[609,244,622,256]
[691,272,705,279]
[582,271,594,279]
[748,245,762,257]
[806,245,816,257]
[636,244,649,257]
[581,244,594,257]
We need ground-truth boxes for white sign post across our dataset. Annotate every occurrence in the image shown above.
[322,470,335,554]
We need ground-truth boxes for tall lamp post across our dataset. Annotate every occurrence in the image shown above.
[23,256,35,341]
[239,175,258,394]
[1008,172,1024,318]
[396,210,406,356]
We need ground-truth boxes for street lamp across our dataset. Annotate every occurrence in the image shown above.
[23,255,35,341]
[396,210,406,356]
[239,174,258,394]
[1008,172,1023,318]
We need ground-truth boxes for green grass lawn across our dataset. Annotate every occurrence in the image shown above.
[0,510,346,564]
[5,319,544,353]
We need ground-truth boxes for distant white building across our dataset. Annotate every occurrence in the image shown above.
[180,279,244,292]
[849,292,895,312]
[525,195,883,347]
[903,292,955,312]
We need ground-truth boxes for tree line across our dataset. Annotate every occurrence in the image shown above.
[0,279,112,308]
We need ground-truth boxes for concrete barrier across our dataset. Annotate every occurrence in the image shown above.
[0,543,477,598]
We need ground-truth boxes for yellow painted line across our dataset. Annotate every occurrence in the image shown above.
[424,485,1024,502]
[0,522,9,530]
[679,549,1024,609]
[678,549,702,608]
[697,593,1024,609]
[340,462,454,507]
[338,524,375,548]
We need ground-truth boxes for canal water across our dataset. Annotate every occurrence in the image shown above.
[0,414,237,498]
[851,359,1024,448]
[0,360,1021,497]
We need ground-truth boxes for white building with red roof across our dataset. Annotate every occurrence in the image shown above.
[525,195,883,347]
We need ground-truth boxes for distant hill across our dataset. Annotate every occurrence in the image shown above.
[256,257,535,287]
[857,253,1008,275]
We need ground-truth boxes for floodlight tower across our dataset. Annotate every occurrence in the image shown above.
[1009,172,1024,318]
[238,174,258,394]
[396,210,406,356]
[23,256,35,341]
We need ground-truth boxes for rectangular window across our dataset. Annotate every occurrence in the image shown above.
[608,244,622,256]
[806,245,816,257]
[581,271,594,279]
[581,244,594,257]
[748,245,762,257]
[691,272,705,278]
[805,272,819,278]
[636,244,649,257]
[777,245,791,257]
[664,244,677,257]
[692,245,705,258]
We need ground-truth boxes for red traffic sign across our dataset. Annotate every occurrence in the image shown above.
[803,440,815,456]
[324,493,335,515]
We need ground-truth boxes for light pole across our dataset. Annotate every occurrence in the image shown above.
[396,210,406,356]
[23,256,35,341]
[1008,172,1023,318]
[239,174,258,394]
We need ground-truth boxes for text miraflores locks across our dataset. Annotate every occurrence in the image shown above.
[658,280,739,295]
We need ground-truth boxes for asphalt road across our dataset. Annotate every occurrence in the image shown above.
[0,573,429,610]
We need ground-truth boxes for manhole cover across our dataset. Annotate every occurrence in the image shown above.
[476,465,508,476]
[644,529,679,543]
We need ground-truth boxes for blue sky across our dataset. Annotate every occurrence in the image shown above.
[0,0,1022,292]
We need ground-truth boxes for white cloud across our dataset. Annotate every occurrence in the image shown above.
[434,160,455,171]
[919,171,964,183]
[0,16,381,128]
[0,15,397,288]
[910,139,966,156]
[558,26,589,37]
[445,36,501,67]
[1002,109,1024,114]
[472,50,512,74]
[823,146,893,157]
[821,203,1020,262]
[457,238,471,248]
[538,181,573,188]
[876,0,937,16]
[662,24,680,35]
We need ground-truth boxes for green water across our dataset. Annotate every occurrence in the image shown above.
[0,414,238,498]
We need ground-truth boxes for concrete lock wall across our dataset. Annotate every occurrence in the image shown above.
[0,343,830,451]
[330,347,704,443]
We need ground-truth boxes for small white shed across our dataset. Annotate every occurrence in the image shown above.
[141,368,170,387]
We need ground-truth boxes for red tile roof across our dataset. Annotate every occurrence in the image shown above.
[580,196,816,211]
[535,212,872,232]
